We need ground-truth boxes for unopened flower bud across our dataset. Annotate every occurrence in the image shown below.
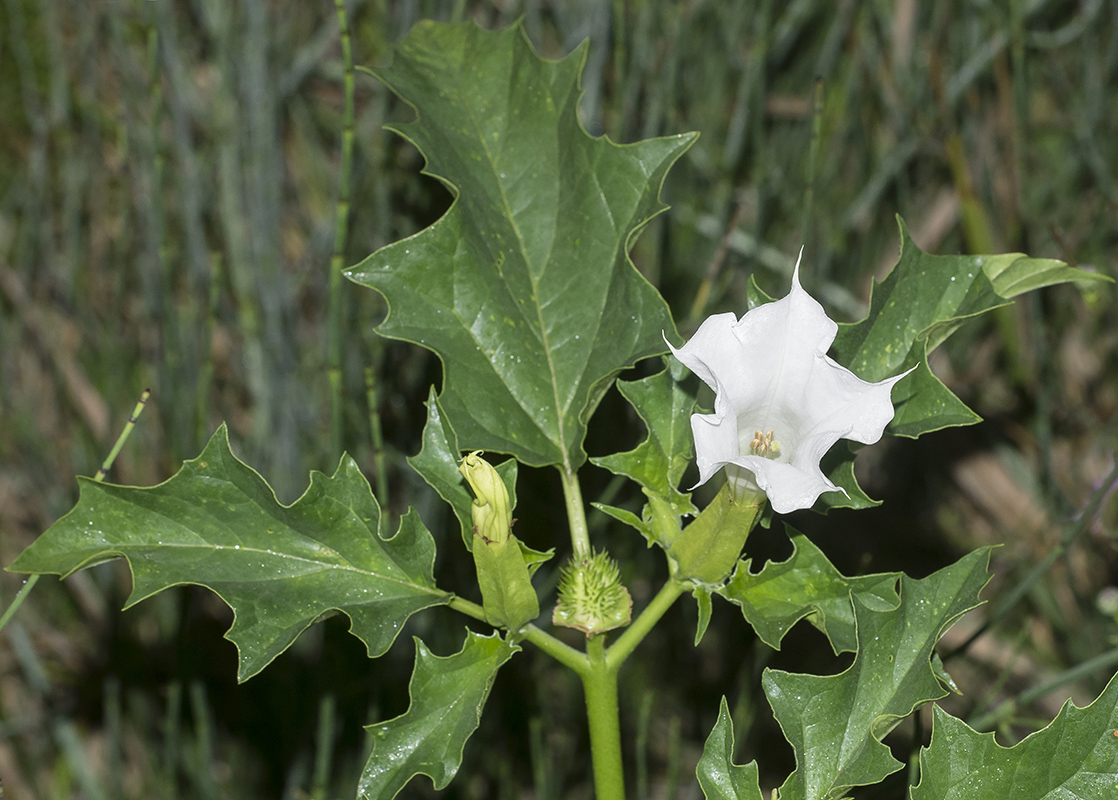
[459,451,538,633]
[459,451,512,545]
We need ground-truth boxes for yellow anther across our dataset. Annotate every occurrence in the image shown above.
[750,429,780,456]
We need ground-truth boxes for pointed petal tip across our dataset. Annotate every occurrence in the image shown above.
[792,246,805,286]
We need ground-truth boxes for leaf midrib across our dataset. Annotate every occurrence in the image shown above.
[81,479,443,597]
[462,79,572,469]
[121,540,441,593]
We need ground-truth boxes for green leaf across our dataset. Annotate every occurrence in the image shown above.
[720,529,899,654]
[591,363,699,550]
[516,539,555,579]
[693,586,714,646]
[359,630,519,800]
[886,359,983,437]
[591,502,647,538]
[832,216,1108,438]
[765,548,992,800]
[346,20,696,470]
[8,425,449,681]
[982,251,1112,299]
[913,674,1118,800]
[745,273,777,309]
[697,697,764,800]
[407,387,519,551]
[407,387,475,543]
[409,400,553,579]
[591,363,697,517]
[814,442,881,513]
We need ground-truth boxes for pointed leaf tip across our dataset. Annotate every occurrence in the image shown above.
[697,697,764,800]
[359,630,519,799]
[914,673,1118,800]
[11,425,450,681]
[347,20,694,469]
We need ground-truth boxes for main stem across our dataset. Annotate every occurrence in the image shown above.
[582,636,625,800]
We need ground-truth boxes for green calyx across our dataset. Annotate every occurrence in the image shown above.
[669,483,762,586]
[471,534,540,633]
[553,549,633,636]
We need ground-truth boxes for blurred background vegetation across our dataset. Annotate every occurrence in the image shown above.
[1,0,1116,797]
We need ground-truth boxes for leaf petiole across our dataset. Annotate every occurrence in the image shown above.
[447,596,589,674]
[559,467,591,559]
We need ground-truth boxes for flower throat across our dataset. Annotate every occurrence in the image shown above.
[748,429,781,458]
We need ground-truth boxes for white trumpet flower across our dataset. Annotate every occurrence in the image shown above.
[670,253,912,514]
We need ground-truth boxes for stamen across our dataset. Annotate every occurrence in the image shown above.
[749,428,781,456]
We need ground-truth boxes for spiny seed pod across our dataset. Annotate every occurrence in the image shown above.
[552,549,632,636]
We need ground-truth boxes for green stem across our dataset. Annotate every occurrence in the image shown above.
[606,579,685,671]
[363,365,389,512]
[449,596,589,674]
[559,467,591,558]
[95,390,150,481]
[0,575,40,636]
[447,595,487,622]
[582,635,625,800]
[522,626,589,675]
[4,389,152,635]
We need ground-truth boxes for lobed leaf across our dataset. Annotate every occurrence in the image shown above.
[591,362,697,514]
[912,674,1118,800]
[832,216,1109,438]
[591,363,698,547]
[8,425,449,681]
[764,548,992,800]
[359,630,519,800]
[346,20,696,471]
[719,528,900,654]
[815,442,881,512]
[697,697,764,800]
[982,251,1110,299]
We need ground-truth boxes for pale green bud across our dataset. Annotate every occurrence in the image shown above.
[458,451,512,545]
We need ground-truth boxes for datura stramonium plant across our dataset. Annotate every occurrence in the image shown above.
[669,254,912,515]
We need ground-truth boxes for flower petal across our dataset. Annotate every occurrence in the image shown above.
[689,385,740,487]
[727,457,844,515]
[672,250,912,514]
[667,313,753,400]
